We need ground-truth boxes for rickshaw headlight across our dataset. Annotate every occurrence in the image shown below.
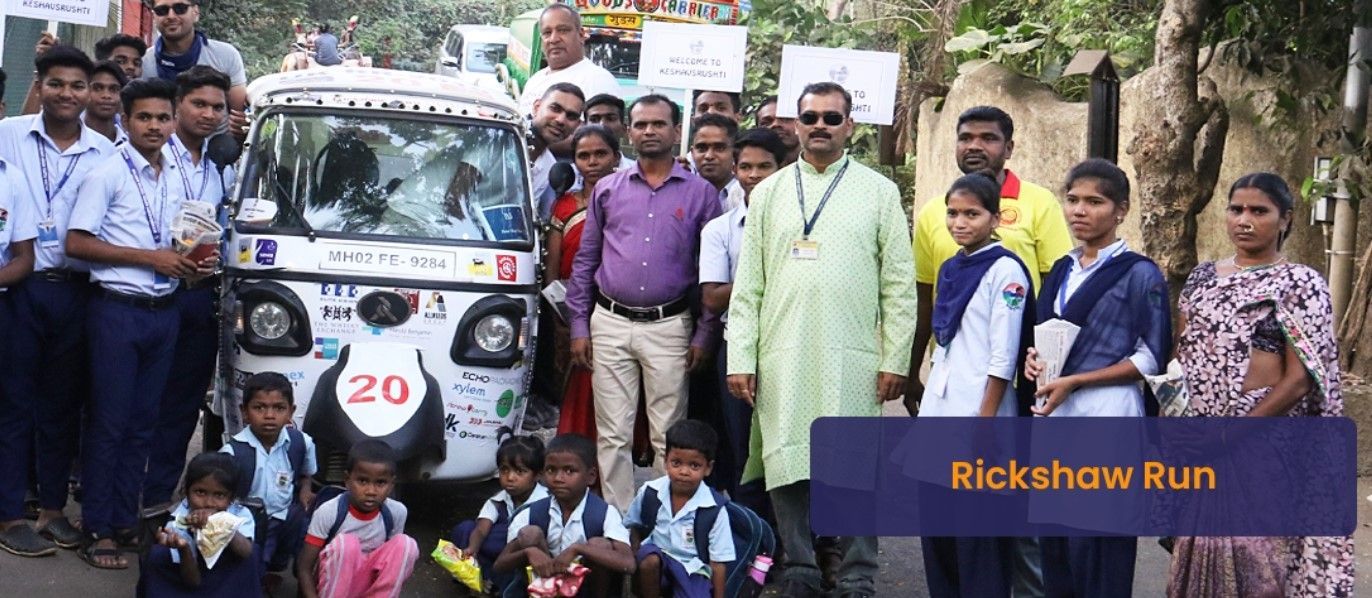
[473,314,514,352]
[249,302,291,340]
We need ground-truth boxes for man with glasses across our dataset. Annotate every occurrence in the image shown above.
[141,0,249,141]
[517,4,619,117]
[726,82,915,598]
[529,83,585,223]
[565,94,721,513]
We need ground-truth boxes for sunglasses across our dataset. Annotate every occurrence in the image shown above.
[152,2,194,16]
[799,111,845,126]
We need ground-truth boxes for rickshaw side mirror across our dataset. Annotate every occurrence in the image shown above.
[549,161,575,197]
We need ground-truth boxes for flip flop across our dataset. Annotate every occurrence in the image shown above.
[79,541,127,570]
[0,525,58,557]
[37,517,83,549]
[113,527,141,550]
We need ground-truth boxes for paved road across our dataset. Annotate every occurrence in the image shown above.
[3,415,1366,596]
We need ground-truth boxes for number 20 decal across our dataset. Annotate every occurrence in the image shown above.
[346,374,410,405]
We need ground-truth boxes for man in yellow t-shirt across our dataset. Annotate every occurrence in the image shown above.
[908,106,1072,404]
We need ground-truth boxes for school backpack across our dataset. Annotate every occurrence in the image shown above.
[227,427,308,500]
[518,495,608,539]
[635,487,775,598]
[307,486,395,544]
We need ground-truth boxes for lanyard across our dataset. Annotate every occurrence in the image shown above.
[120,150,168,246]
[794,159,850,240]
[35,136,82,211]
[1057,242,1126,314]
[167,137,210,202]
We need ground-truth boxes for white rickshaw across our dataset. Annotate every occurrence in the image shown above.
[213,68,540,482]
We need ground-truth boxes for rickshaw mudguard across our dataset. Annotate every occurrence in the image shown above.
[302,342,446,464]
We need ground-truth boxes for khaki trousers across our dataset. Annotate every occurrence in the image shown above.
[589,308,692,512]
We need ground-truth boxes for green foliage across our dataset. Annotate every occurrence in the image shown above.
[741,0,886,161]
[944,0,1159,100]
[198,0,543,78]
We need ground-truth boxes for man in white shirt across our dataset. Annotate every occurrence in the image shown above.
[517,4,619,117]
[689,113,742,213]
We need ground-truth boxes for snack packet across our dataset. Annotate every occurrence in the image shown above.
[431,540,483,593]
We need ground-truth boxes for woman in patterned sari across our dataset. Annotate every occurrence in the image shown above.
[1169,173,1353,597]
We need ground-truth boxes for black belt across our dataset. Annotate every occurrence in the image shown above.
[100,288,174,310]
[35,268,88,283]
[595,292,689,322]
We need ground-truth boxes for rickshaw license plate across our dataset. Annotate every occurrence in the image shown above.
[320,243,456,277]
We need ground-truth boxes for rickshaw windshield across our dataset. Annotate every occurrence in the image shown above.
[240,111,532,244]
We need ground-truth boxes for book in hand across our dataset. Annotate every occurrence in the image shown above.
[171,201,223,263]
[1033,319,1081,386]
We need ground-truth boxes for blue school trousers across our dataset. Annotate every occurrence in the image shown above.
[715,340,773,520]
[136,543,263,597]
[1040,536,1137,597]
[144,285,219,506]
[262,503,308,573]
[0,276,91,520]
[82,293,179,537]
[636,543,712,598]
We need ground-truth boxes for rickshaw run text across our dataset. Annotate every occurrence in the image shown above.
[951,459,1217,491]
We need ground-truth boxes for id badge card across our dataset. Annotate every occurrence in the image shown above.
[154,272,172,290]
[37,220,60,249]
[681,524,695,547]
[275,470,291,489]
[789,239,819,260]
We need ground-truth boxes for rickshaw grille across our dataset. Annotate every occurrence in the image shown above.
[323,451,350,483]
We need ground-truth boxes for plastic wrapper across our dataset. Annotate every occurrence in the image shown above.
[431,540,483,593]
[196,511,245,569]
[526,561,589,597]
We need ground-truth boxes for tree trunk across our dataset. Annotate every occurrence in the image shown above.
[1125,0,1228,313]
[1338,243,1372,376]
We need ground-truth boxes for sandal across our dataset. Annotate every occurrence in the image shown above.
[37,517,83,549]
[79,538,128,570]
[0,524,58,557]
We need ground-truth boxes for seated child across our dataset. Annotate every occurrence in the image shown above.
[450,435,548,590]
[296,440,417,598]
[136,452,261,598]
[219,372,317,585]
[627,420,735,598]
[495,434,635,596]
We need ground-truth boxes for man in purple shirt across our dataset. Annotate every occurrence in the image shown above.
[566,93,721,511]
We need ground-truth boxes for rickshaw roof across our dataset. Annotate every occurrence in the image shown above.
[247,68,521,123]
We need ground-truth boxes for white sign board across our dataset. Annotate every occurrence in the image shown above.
[777,45,901,125]
[5,0,109,28]
[637,21,748,93]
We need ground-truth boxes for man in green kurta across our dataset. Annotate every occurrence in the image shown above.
[726,82,916,598]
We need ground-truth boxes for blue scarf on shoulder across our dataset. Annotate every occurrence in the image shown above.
[155,31,207,82]
[932,243,1017,347]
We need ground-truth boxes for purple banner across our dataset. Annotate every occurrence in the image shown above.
[810,417,1356,537]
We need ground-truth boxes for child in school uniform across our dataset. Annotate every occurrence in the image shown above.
[495,434,635,596]
[296,440,418,598]
[136,452,261,598]
[450,435,548,592]
[918,172,1036,598]
[218,372,317,590]
[627,420,736,598]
